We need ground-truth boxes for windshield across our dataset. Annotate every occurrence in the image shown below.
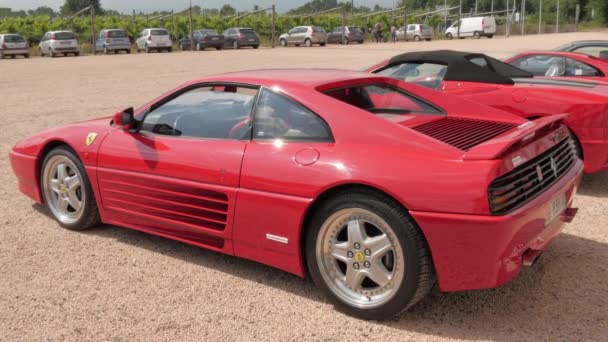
[151,29,169,36]
[54,32,75,40]
[323,83,441,117]
[4,35,25,42]
[375,63,448,90]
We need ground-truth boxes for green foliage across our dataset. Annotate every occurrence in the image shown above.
[61,0,103,15]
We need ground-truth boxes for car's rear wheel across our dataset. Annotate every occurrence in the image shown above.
[280,38,287,47]
[253,45,259,49]
[305,38,312,47]
[41,147,101,230]
[473,31,481,39]
[24,53,30,58]
[446,33,453,40]
[487,34,494,38]
[305,190,434,319]
[414,35,421,41]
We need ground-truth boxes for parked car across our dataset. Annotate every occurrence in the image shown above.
[327,26,364,44]
[223,27,259,49]
[39,31,80,57]
[0,34,29,59]
[279,26,327,47]
[396,24,433,41]
[95,29,131,54]
[10,69,582,319]
[554,40,608,59]
[180,29,225,51]
[368,50,608,173]
[505,51,608,79]
[445,16,496,39]
[135,28,173,53]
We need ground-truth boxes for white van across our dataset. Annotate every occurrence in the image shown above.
[445,16,496,39]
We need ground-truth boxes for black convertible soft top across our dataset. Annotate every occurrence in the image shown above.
[385,50,533,85]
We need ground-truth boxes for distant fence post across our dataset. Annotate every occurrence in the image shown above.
[457,0,461,38]
[521,0,525,35]
[91,5,96,52]
[575,4,580,31]
[538,0,542,34]
[556,0,559,33]
[506,0,510,37]
[271,5,276,48]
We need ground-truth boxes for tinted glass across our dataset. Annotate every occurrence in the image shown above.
[54,32,75,40]
[4,35,25,43]
[313,27,326,33]
[201,29,218,35]
[376,62,448,89]
[509,55,602,77]
[572,46,608,58]
[348,26,362,33]
[151,29,169,36]
[141,85,258,139]
[324,84,440,116]
[240,29,256,35]
[108,30,127,38]
[468,56,489,68]
[253,89,331,141]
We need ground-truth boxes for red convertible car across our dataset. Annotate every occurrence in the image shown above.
[10,69,582,319]
[368,50,608,173]
[505,51,608,80]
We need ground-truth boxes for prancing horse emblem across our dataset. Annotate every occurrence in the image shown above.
[550,157,558,176]
[536,165,544,182]
[86,133,98,146]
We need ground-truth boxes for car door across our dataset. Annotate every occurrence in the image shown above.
[96,84,260,251]
[406,25,415,40]
[223,29,233,46]
[287,28,298,44]
[40,33,49,53]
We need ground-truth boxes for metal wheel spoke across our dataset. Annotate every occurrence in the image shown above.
[56,164,68,180]
[66,192,82,211]
[347,219,367,244]
[49,179,61,194]
[344,266,365,290]
[368,234,392,260]
[331,242,350,262]
[366,261,392,287]
[57,197,69,211]
[65,175,80,191]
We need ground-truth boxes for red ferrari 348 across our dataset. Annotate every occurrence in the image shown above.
[368,50,608,173]
[10,69,582,319]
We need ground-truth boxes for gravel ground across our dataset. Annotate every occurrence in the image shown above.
[1,31,607,341]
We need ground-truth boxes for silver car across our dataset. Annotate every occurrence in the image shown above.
[396,24,433,41]
[95,29,131,54]
[39,31,80,57]
[0,34,29,59]
[135,28,173,53]
[279,26,327,47]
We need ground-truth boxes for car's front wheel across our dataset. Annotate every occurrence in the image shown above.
[305,190,434,319]
[41,147,101,230]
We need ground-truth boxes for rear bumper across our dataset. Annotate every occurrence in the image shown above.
[1,48,28,55]
[103,44,131,51]
[580,139,608,173]
[238,39,259,46]
[53,47,79,52]
[9,150,41,203]
[411,159,583,292]
[146,42,172,48]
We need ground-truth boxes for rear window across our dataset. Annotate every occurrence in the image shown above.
[313,27,326,33]
[54,32,75,40]
[421,25,431,30]
[151,29,169,36]
[323,84,441,116]
[4,35,25,42]
[348,27,362,33]
[239,28,256,34]
[201,29,218,35]
[108,30,127,38]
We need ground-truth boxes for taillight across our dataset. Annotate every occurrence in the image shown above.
[106,31,111,38]
[51,34,57,40]
[147,36,152,41]
[238,33,244,39]
[1,43,6,49]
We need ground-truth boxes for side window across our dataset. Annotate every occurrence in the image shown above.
[572,46,607,58]
[253,89,331,141]
[98,31,105,39]
[565,58,602,76]
[140,85,259,140]
[407,25,415,31]
[468,56,489,69]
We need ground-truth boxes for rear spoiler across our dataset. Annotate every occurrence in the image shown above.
[463,114,568,160]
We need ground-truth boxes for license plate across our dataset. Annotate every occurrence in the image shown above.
[546,194,566,226]
[248,39,255,42]
[212,37,219,40]
[60,41,70,45]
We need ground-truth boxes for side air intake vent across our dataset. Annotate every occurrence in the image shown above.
[412,117,517,151]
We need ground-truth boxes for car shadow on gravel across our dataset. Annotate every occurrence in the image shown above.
[31,203,608,341]
[578,170,608,197]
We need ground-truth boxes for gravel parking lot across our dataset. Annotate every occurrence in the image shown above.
[1,31,607,341]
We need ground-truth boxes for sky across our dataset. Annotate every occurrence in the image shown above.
[0,1,398,13]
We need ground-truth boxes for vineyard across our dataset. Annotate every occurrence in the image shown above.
[0,12,448,45]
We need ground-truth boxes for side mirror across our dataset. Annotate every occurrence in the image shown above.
[113,107,135,130]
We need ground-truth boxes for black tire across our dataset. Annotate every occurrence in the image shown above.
[487,34,494,39]
[357,40,363,44]
[305,38,312,47]
[40,147,101,230]
[473,31,481,39]
[126,49,131,54]
[425,38,432,41]
[305,189,435,320]
[24,54,30,58]
[216,46,222,50]
[446,33,453,40]
[253,45,259,49]
[167,47,172,53]
[280,38,287,47]
[74,52,80,57]
[320,42,326,46]
[414,35,421,41]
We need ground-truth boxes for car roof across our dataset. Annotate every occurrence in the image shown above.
[515,50,601,59]
[198,69,391,88]
[386,50,533,84]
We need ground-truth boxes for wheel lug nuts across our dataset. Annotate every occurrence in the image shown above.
[346,251,354,258]
[363,261,371,268]
[354,243,360,250]
[353,262,360,270]
[364,249,371,256]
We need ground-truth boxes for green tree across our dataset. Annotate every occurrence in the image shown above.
[219,4,236,17]
[61,0,103,15]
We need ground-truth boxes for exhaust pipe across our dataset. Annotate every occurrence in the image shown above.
[522,249,543,267]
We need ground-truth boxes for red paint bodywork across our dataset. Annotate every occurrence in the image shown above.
[504,51,608,81]
[368,59,608,173]
[10,69,583,292]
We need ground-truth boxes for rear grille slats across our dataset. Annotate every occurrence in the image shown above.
[413,117,516,151]
[488,138,577,215]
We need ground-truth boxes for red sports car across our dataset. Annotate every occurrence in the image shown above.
[505,50,608,80]
[10,69,582,319]
[368,50,608,173]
